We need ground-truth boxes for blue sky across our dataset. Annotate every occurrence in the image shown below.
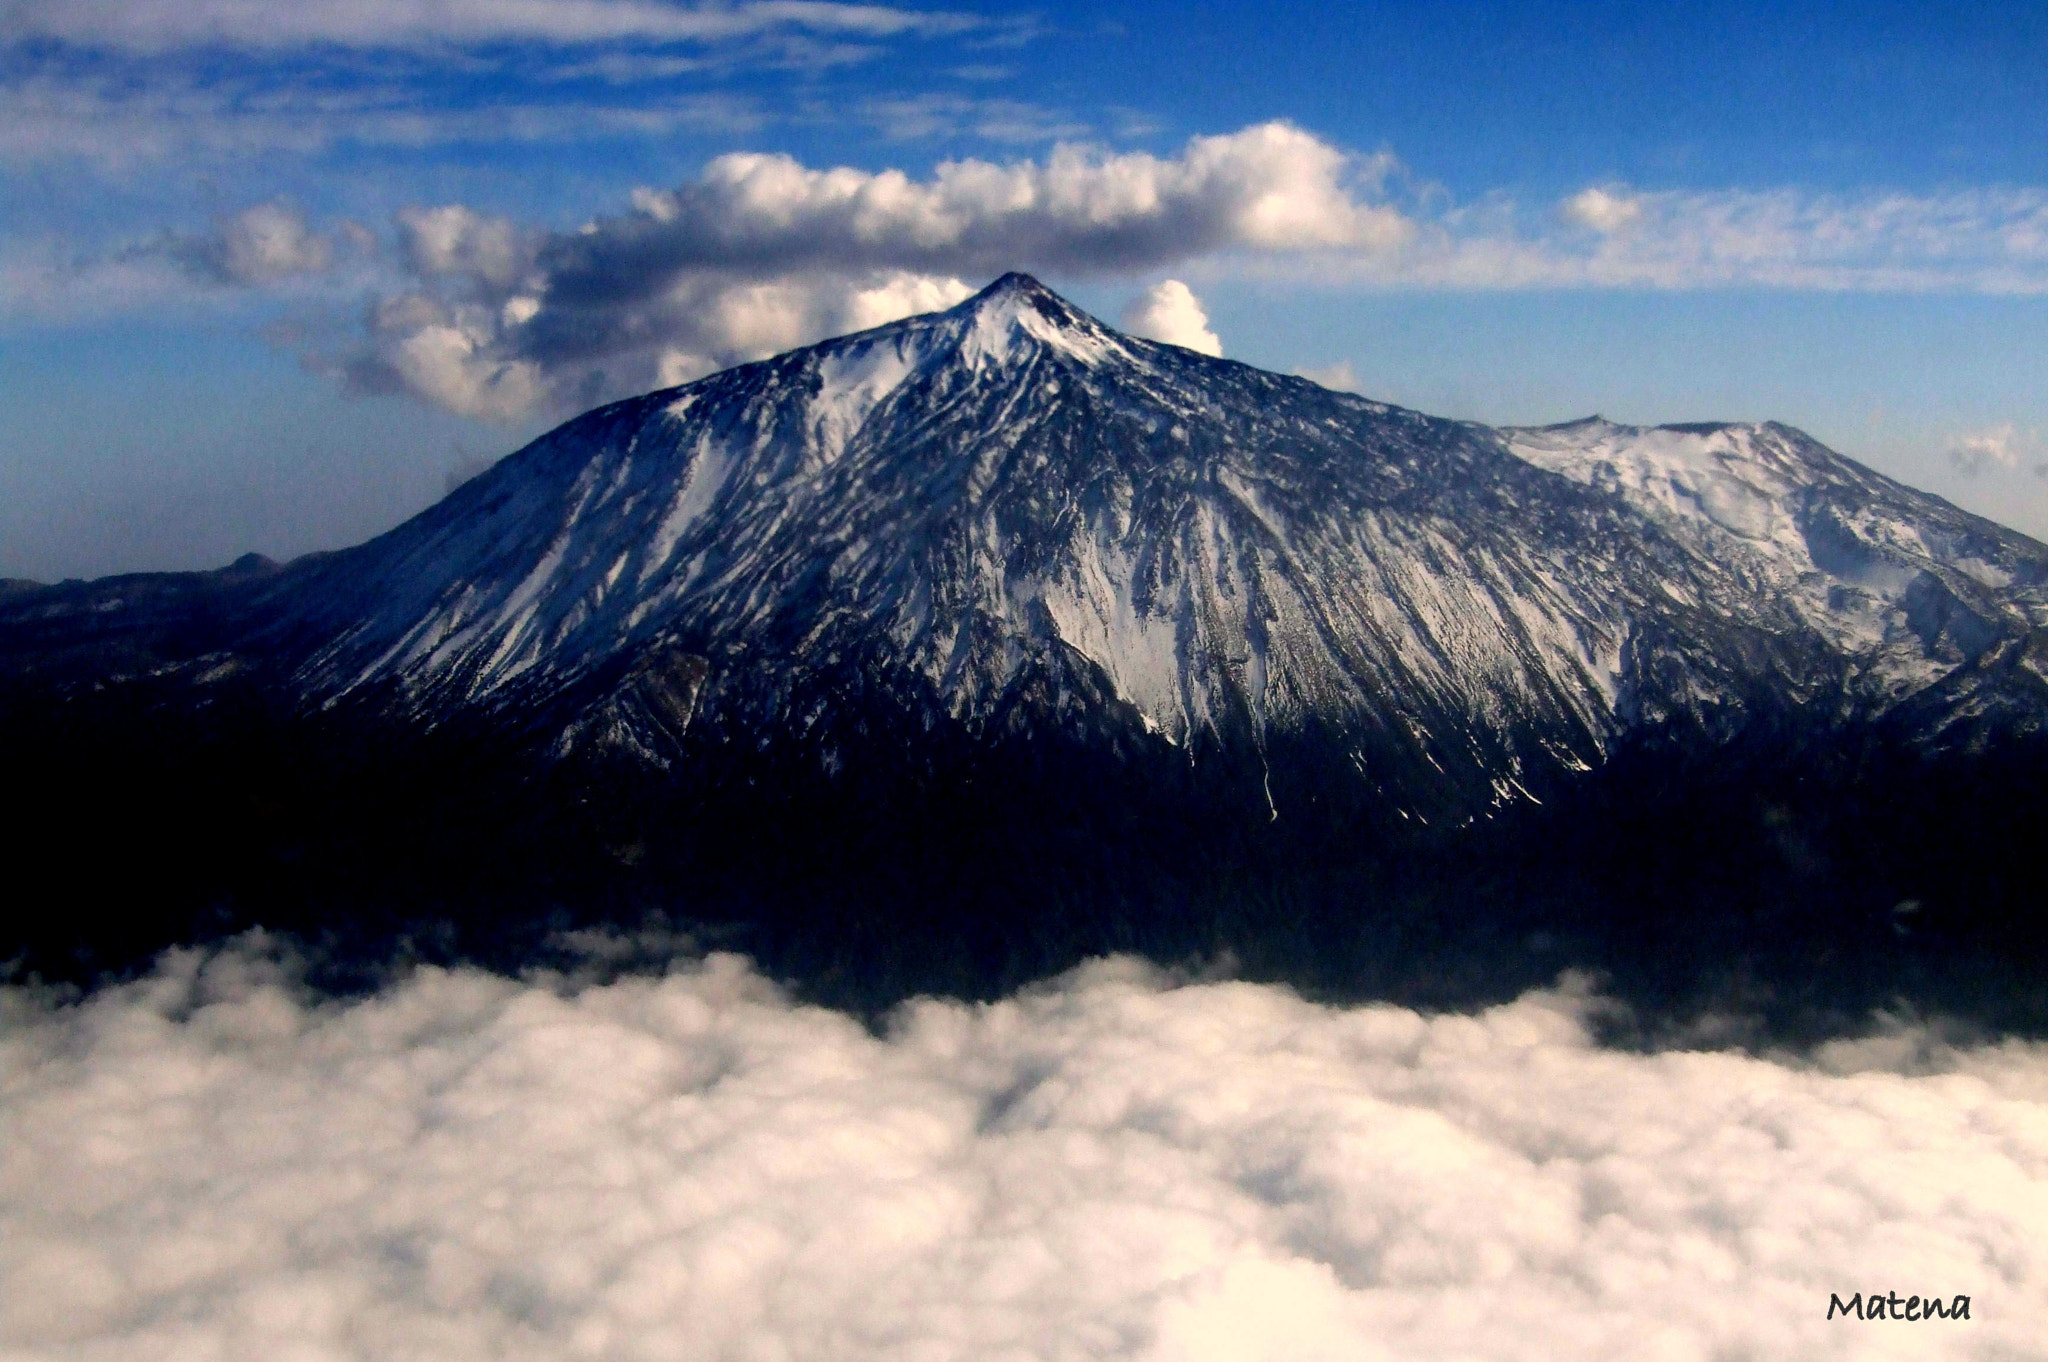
[4,0,2047,578]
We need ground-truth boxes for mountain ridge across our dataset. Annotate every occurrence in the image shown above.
[7,274,2048,1022]
[7,273,2048,809]
[289,278,2048,790]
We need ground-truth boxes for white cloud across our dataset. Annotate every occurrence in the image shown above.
[1560,186,1643,234]
[135,199,371,291]
[370,298,550,422]
[0,0,981,53]
[20,120,2048,418]
[0,201,382,319]
[1295,360,1363,393]
[1946,423,2045,477]
[0,236,209,316]
[209,200,340,283]
[1,937,2041,1360]
[348,263,973,418]
[1120,279,1222,356]
[586,121,1407,281]
[0,69,767,169]
[397,205,535,292]
[1348,183,2048,294]
[861,93,1092,144]
[340,122,1399,416]
[319,133,2048,420]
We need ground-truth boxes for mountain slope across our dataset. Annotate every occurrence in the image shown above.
[9,273,2048,1019]
[168,272,2045,819]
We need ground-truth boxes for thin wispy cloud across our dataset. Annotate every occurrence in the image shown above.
[0,0,1013,172]
[1255,176,2048,296]
[2,938,2040,1359]
[0,68,767,167]
[0,210,384,319]
[860,92,1092,144]
[0,0,984,54]
[1526,184,2048,294]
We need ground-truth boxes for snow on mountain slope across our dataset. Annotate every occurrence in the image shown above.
[250,274,2048,804]
[1503,417,2048,710]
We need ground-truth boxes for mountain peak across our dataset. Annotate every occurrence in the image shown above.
[969,271,1057,305]
[956,271,1092,328]
[169,267,2048,802]
[941,271,1115,367]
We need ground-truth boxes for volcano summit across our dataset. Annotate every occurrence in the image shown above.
[6,275,2048,1024]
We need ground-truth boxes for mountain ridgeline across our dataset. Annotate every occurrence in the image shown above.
[7,275,2048,1031]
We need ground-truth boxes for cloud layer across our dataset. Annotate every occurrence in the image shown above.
[3,939,2044,1360]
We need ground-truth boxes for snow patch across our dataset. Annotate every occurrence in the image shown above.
[957,291,1121,371]
[808,337,922,462]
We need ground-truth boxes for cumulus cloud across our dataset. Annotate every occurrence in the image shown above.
[2,937,2043,1360]
[175,200,360,285]
[32,200,375,314]
[347,261,972,419]
[346,122,1400,416]
[1120,280,1222,356]
[1,0,981,54]
[544,121,1404,284]
[397,204,535,292]
[1946,423,2046,478]
[351,294,552,422]
[332,127,2048,420]
[23,116,2048,414]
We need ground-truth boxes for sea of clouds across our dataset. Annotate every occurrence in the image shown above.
[3,937,2045,1361]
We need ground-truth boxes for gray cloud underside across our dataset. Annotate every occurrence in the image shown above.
[549,124,1382,285]
[2,939,2042,1360]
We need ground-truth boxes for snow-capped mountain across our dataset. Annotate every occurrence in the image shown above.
[13,272,2048,1013]
[10,274,2048,820]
